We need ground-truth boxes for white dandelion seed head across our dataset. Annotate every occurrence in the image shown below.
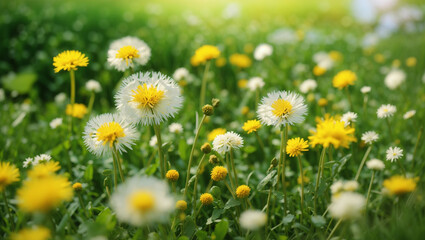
[115,72,183,126]
[247,77,265,91]
[212,131,244,155]
[403,110,416,120]
[386,146,403,162]
[343,180,359,192]
[361,131,379,144]
[172,68,189,81]
[86,80,102,93]
[366,158,385,171]
[33,154,52,165]
[257,91,308,127]
[54,92,67,104]
[384,69,406,90]
[253,43,273,61]
[341,112,358,126]
[149,136,157,147]
[377,104,396,118]
[329,192,366,220]
[83,113,139,157]
[360,86,371,94]
[107,36,151,72]
[330,181,344,195]
[23,157,33,168]
[168,123,183,134]
[299,79,317,94]
[110,176,174,226]
[49,118,63,129]
[239,210,267,230]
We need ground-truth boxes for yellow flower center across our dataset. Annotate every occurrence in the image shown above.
[130,191,155,212]
[96,122,125,147]
[130,83,165,109]
[271,99,293,117]
[116,45,140,65]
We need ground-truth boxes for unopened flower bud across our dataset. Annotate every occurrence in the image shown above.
[202,104,214,116]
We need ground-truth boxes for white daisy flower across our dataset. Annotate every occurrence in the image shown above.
[299,79,317,94]
[366,158,385,171]
[386,146,403,162]
[110,176,174,226]
[360,86,371,94]
[212,131,244,155]
[85,80,102,93]
[361,131,379,144]
[403,110,416,119]
[49,118,63,129]
[83,113,139,157]
[330,181,344,195]
[33,154,52,165]
[115,72,183,126]
[149,136,157,147]
[257,91,307,127]
[23,157,33,168]
[172,68,189,81]
[107,36,151,72]
[239,210,267,230]
[247,77,265,91]
[384,69,406,90]
[253,43,273,61]
[168,123,183,134]
[341,112,358,126]
[329,192,366,220]
[377,104,396,118]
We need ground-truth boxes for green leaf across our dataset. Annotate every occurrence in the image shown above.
[177,237,189,240]
[257,170,277,190]
[178,138,188,160]
[224,198,240,210]
[332,154,352,177]
[282,214,294,225]
[210,186,221,198]
[195,230,208,240]
[243,145,257,154]
[145,162,159,175]
[311,215,326,227]
[278,236,288,240]
[182,216,197,238]
[214,219,229,240]
[95,208,116,231]
[2,71,37,94]
[84,164,94,182]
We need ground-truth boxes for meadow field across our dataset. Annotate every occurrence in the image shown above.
[1,0,425,239]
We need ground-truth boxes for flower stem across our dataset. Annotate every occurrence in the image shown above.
[153,124,166,179]
[113,146,125,182]
[265,186,274,236]
[297,156,304,223]
[225,180,236,199]
[314,147,327,214]
[111,151,118,189]
[199,61,211,107]
[87,91,95,114]
[385,118,393,140]
[70,70,76,107]
[184,115,206,197]
[345,87,353,111]
[396,158,406,177]
[193,154,207,208]
[3,191,14,230]
[77,193,89,218]
[327,219,343,240]
[278,125,288,212]
[355,145,372,181]
[255,131,265,156]
[366,171,375,209]
[226,152,236,190]
[230,149,239,187]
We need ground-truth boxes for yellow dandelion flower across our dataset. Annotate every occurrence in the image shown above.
[166,170,179,182]
[211,166,227,182]
[313,65,326,76]
[17,174,73,213]
[0,162,20,191]
[200,193,214,205]
[66,103,88,119]
[236,185,251,198]
[241,106,250,115]
[374,53,385,63]
[215,57,227,67]
[238,79,248,88]
[392,59,401,68]
[190,54,203,67]
[332,70,357,90]
[309,115,357,149]
[53,50,89,73]
[286,137,309,157]
[406,57,417,67]
[297,174,310,184]
[11,226,51,240]
[207,128,226,142]
[175,200,187,211]
[229,53,252,68]
[242,120,261,134]
[28,161,60,179]
[318,98,328,107]
[329,51,343,61]
[72,182,83,191]
[383,175,418,195]
[115,45,140,66]
[193,45,220,65]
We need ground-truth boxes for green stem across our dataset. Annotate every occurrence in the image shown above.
[193,154,207,208]
[396,158,406,177]
[230,149,239,187]
[297,156,304,223]
[265,186,273,236]
[314,147,327,214]
[327,219,343,240]
[279,126,288,212]
[255,89,260,110]
[225,181,236,199]
[70,70,76,106]
[111,151,118,189]
[3,191,13,230]
[255,131,265,156]
[226,152,235,190]
[184,115,206,197]
[87,91,95,114]
[153,124,166,178]
[113,146,125,182]
[199,61,211,107]
[386,118,393,140]
[345,87,353,111]
[366,171,375,209]
[355,145,372,181]
[77,193,89,218]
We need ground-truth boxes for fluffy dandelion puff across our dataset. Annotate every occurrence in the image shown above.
[173,68,189,81]
[403,110,416,119]
[366,158,385,171]
[299,79,317,94]
[329,192,366,219]
[115,72,183,125]
[247,77,265,91]
[361,131,379,144]
[49,118,63,129]
[169,123,183,134]
[254,43,273,61]
[386,146,403,162]
[384,69,406,90]
[377,104,396,118]
[110,176,174,226]
[212,131,244,155]
[257,91,307,127]
[85,80,102,93]
[83,113,139,157]
[240,210,267,230]
[107,36,151,72]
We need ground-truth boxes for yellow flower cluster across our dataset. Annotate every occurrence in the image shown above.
[383,175,418,195]
[286,137,309,157]
[229,53,252,68]
[242,120,261,134]
[0,162,20,191]
[211,166,228,181]
[11,226,51,240]
[236,185,251,198]
[191,45,220,66]
[66,103,88,119]
[309,115,356,149]
[166,169,179,182]
[208,128,226,142]
[332,70,357,89]
[53,50,89,73]
[200,193,214,205]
